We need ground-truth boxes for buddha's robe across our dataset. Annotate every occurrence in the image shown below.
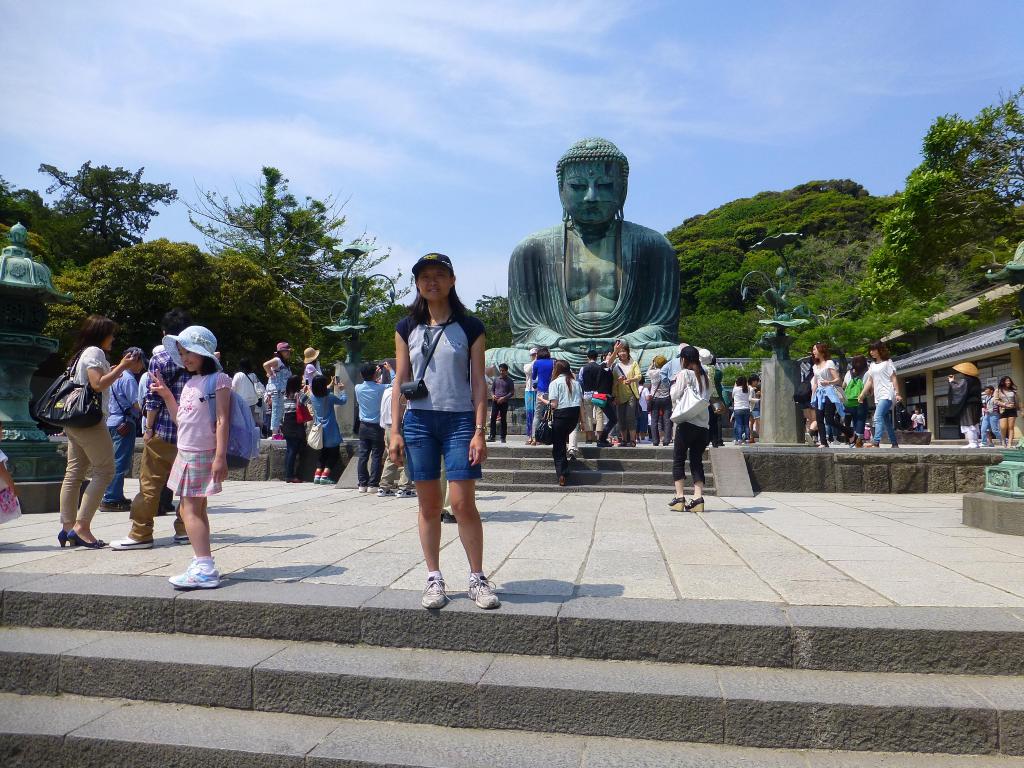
[486,220,680,378]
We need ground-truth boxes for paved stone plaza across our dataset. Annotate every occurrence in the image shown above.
[4,481,1024,608]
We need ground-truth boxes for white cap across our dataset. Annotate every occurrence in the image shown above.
[698,348,714,366]
[529,347,538,355]
[152,344,164,355]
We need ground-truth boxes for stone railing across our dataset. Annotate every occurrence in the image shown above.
[742,447,1001,494]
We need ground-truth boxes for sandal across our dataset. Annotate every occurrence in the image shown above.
[684,497,705,514]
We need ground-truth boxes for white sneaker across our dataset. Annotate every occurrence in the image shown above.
[396,489,416,498]
[376,487,394,497]
[173,533,190,545]
[110,537,154,551]
[421,577,448,609]
[468,575,501,610]
[358,486,368,493]
[168,560,221,590]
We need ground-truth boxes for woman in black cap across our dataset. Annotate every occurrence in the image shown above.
[389,253,501,611]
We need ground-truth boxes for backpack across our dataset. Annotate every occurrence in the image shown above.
[204,375,261,468]
[845,375,866,408]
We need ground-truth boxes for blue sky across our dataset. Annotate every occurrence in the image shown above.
[3,1,1023,303]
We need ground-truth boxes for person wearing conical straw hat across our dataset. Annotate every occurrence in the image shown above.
[302,347,322,388]
[948,361,982,448]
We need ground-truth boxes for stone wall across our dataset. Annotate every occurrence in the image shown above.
[130,440,352,482]
[742,447,1001,494]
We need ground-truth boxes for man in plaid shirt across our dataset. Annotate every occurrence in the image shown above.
[111,309,192,550]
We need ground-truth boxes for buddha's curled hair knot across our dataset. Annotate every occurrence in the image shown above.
[556,137,630,190]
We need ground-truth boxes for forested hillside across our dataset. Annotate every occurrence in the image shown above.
[667,180,897,357]
[668,88,1022,358]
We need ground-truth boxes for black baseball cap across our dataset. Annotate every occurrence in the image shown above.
[412,252,454,277]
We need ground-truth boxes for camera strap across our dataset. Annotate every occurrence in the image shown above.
[414,318,454,383]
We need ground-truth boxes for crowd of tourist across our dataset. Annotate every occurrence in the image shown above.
[7,247,1021,609]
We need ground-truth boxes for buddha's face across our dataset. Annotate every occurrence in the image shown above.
[560,161,625,226]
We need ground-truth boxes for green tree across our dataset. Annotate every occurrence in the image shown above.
[189,167,382,322]
[474,295,511,350]
[867,87,1024,303]
[46,240,311,367]
[38,162,178,266]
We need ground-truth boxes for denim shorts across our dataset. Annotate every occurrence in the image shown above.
[402,409,482,482]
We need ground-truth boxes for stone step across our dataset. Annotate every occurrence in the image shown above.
[477,483,716,495]
[486,456,678,471]
[5,574,1024,676]
[7,692,1023,767]
[480,469,684,486]
[486,445,685,460]
[4,625,1024,754]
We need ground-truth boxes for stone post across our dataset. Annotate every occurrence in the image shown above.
[0,223,73,512]
[333,360,356,435]
[759,357,804,445]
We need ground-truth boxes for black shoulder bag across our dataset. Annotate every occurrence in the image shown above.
[32,351,104,429]
[400,319,453,401]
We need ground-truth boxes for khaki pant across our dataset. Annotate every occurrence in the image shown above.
[129,435,186,542]
[379,427,411,490]
[61,422,116,526]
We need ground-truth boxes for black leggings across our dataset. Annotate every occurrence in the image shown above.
[815,399,851,447]
[673,421,709,485]
[319,444,341,471]
[551,407,581,479]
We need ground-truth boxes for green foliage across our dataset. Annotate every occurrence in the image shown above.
[35,162,178,267]
[45,240,311,367]
[355,304,408,363]
[868,87,1024,304]
[669,180,899,357]
[473,295,511,350]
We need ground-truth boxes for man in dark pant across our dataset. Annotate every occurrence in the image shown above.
[357,422,386,488]
[488,363,514,443]
[354,362,389,492]
[595,350,617,447]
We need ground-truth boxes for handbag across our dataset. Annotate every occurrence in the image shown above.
[307,420,324,450]
[306,399,324,450]
[295,395,313,425]
[591,392,609,408]
[671,370,709,425]
[32,351,103,429]
[400,319,453,400]
[534,412,553,445]
[0,487,20,525]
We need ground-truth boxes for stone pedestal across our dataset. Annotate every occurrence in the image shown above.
[0,223,72,514]
[333,361,356,435]
[759,357,804,445]
[963,492,1024,535]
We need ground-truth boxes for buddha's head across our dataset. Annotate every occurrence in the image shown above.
[557,137,629,227]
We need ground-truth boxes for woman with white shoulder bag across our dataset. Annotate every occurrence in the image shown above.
[669,345,711,513]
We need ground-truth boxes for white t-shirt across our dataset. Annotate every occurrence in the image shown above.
[73,346,112,416]
[732,386,751,410]
[911,412,926,428]
[523,361,535,392]
[231,372,259,407]
[868,360,897,401]
[813,360,839,386]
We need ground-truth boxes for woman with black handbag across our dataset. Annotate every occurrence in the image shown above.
[669,345,711,514]
[57,315,140,548]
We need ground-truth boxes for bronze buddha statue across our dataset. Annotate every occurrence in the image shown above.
[486,138,679,377]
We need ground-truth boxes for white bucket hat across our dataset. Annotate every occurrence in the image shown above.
[162,325,221,371]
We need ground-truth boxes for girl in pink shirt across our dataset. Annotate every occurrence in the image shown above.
[151,325,230,590]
